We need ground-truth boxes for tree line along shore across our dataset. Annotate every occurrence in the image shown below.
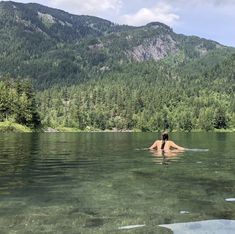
[1,57,235,134]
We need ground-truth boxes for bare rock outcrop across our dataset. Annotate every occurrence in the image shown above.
[127,35,179,62]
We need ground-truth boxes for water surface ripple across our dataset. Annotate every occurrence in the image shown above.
[0,132,234,233]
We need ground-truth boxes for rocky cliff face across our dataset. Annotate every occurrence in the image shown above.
[127,35,179,62]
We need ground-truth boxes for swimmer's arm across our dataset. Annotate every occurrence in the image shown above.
[149,141,158,150]
[170,141,185,150]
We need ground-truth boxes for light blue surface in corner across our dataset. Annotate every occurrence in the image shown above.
[159,220,235,234]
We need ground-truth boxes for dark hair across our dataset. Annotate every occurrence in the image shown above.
[161,132,169,150]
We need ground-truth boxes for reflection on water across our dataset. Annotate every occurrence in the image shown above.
[150,149,184,165]
[0,132,234,233]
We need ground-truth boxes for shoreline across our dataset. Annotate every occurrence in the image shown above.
[0,122,234,133]
[44,127,235,133]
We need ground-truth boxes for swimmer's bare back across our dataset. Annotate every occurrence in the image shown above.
[149,140,185,151]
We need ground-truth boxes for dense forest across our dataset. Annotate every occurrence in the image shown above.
[0,1,235,132]
[36,54,235,132]
[2,52,234,132]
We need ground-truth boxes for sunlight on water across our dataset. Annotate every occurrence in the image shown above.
[0,132,234,233]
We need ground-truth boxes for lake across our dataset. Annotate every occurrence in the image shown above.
[0,132,234,233]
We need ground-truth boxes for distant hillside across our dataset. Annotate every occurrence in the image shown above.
[35,53,235,131]
[0,1,234,89]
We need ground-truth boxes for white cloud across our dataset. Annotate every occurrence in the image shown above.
[165,0,235,6]
[50,0,122,15]
[119,2,179,26]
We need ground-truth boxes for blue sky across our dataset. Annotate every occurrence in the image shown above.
[4,0,235,47]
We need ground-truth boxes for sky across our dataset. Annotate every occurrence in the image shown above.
[3,0,235,47]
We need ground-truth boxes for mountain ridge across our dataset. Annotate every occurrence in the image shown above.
[0,1,234,89]
[0,1,234,131]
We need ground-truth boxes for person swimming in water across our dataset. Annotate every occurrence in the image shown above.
[149,132,185,152]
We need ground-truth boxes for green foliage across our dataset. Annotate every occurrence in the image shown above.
[36,54,235,131]
[198,108,215,131]
[0,121,31,132]
[0,78,41,128]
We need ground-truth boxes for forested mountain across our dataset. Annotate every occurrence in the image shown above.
[0,1,234,131]
[1,1,233,88]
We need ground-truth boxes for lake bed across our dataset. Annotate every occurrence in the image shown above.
[0,133,234,233]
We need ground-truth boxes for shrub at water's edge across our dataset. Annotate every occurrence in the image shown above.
[0,79,41,130]
[0,121,31,133]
